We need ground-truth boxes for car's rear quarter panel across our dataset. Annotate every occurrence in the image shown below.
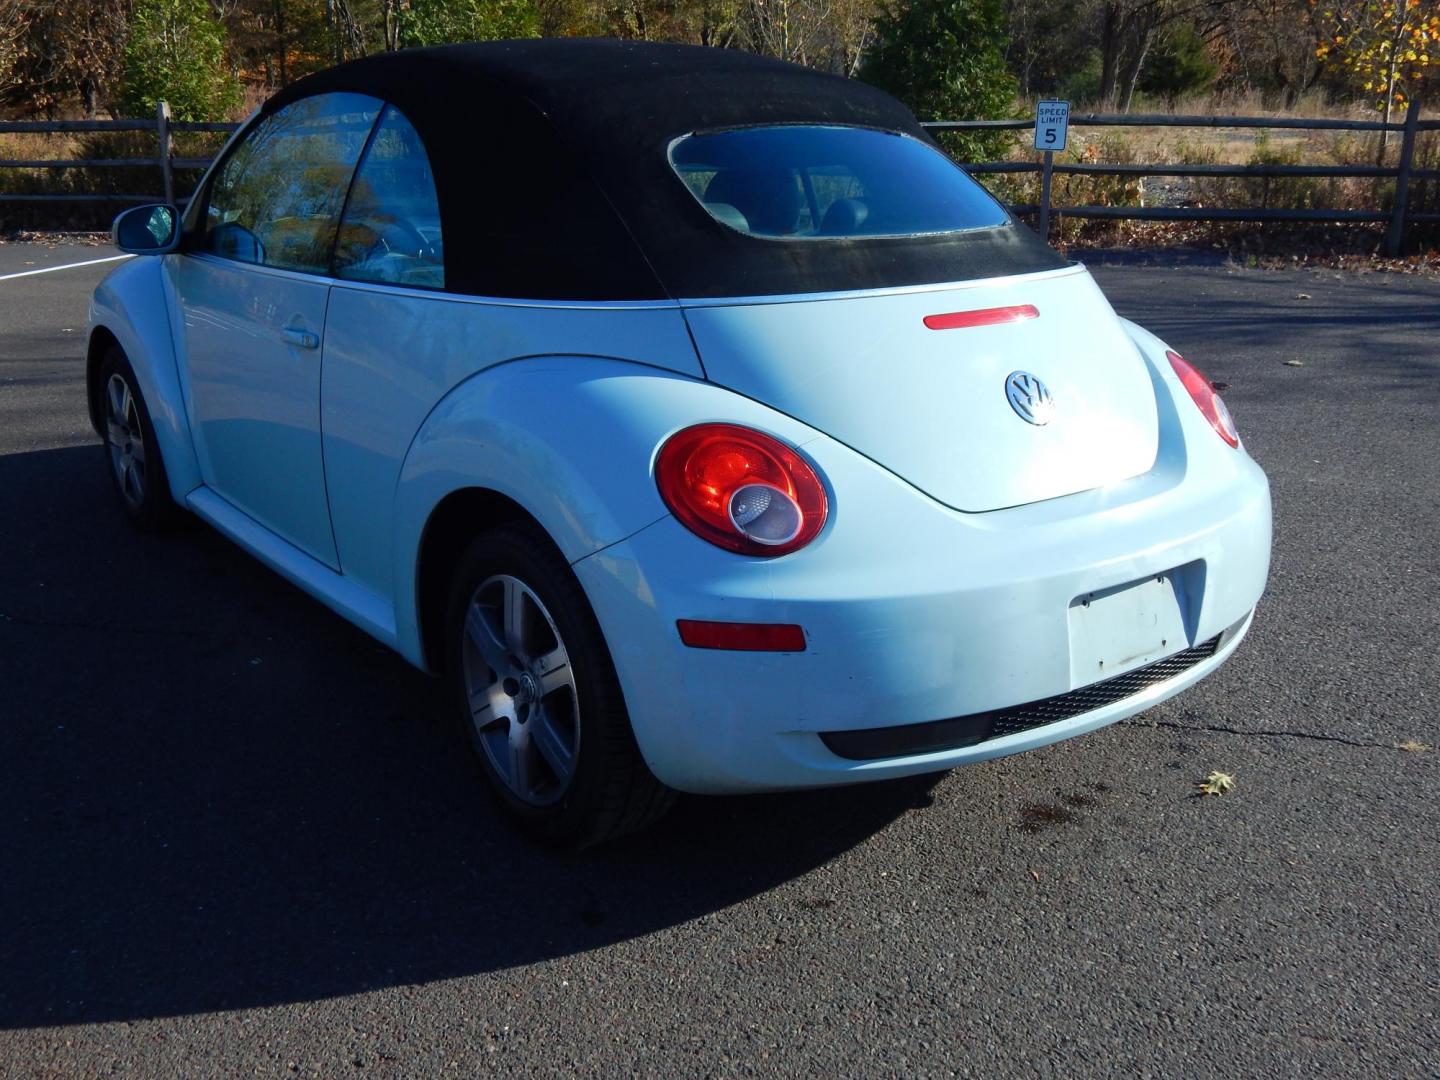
[317,286,705,659]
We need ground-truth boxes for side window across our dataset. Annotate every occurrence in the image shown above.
[333,106,444,288]
[203,93,381,274]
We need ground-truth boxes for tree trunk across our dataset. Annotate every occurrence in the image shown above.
[1377,49,1399,166]
[1118,14,1159,113]
[1099,3,1122,109]
[274,0,288,86]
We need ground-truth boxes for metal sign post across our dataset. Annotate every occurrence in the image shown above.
[1034,100,1069,243]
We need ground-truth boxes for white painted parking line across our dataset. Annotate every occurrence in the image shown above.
[0,254,133,282]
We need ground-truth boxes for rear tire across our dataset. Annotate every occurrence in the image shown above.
[443,521,674,847]
[96,346,182,530]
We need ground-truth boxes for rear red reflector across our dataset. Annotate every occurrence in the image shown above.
[923,304,1039,330]
[677,620,807,652]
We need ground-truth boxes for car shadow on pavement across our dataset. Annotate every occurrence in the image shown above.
[0,445,933,1028]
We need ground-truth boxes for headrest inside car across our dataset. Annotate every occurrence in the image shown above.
[820,197,869,235]
[703,169,805,236]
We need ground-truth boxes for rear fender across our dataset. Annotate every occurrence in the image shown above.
[88,255,201,500]
[391,356,821,668]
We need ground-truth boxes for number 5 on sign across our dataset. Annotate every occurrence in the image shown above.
[1035,100,1069,152]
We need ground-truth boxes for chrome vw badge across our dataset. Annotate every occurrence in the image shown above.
[1004,370,1055,426]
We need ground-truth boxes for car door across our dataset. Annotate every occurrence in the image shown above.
[321,104,448,598]
[167,92,382,568]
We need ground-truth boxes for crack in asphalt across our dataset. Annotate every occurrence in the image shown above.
[1122,716,1408,751]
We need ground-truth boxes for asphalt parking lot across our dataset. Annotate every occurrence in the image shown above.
[1,240,1437,1077]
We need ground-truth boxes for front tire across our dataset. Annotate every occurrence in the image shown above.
[97,346,181,530]
[444,522,674,847]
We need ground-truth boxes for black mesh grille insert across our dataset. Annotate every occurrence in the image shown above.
[820,634,1222,761]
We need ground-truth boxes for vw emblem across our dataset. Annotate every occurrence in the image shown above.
[1005,371,1055,426]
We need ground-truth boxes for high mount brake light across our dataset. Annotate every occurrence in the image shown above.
[922,304,1039,330]
[655,424,828,556]
[1167,350,1240,449]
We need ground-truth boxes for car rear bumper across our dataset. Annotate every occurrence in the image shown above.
[815,618,1247,760]
[574,427,1272,794]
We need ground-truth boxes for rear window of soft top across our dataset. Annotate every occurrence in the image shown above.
[668,124,1009,240]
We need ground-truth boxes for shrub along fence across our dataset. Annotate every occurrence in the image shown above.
[924,101,1438,256]
[2,100,1436,254]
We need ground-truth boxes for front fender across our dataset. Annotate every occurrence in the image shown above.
[88,255,201,501]
[390,356,823,666]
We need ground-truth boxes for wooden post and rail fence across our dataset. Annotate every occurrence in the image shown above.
[0,102,233,208]
[925,101,1437,256]
[0,99,1435,255]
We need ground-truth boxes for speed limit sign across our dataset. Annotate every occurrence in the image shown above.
[1035,100,1069,152]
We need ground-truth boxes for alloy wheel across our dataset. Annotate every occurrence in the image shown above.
[105,373,146,508]
[460,574,580,806]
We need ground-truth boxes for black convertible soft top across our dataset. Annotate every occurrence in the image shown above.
[262,39,1065,301]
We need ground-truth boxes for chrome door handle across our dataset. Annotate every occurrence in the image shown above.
[282,327,320,350]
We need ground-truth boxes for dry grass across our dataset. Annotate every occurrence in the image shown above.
[1032,87,1381,122]
[0,129,228,231]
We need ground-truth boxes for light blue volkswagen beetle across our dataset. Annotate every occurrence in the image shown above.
[90,39,1271,845]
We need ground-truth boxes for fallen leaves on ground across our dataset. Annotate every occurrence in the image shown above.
[1057,220,1440,276]
[1196,770,1237,797]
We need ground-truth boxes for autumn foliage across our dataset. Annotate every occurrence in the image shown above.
[1313,0,1438,111]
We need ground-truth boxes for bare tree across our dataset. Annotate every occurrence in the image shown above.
[0,0,30,104]
[324,0,369,62]
[1204,0,1324,104]
[737,0,876,71]
[1091,0,1237,110]
[1,0,131,117]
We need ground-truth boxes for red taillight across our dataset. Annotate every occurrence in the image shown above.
[677,620,807,651]
[923,305,1038,330]
[655,423,828,556]
[1167,350,1240,448]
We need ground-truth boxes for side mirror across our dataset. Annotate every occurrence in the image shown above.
[112,203,180,255]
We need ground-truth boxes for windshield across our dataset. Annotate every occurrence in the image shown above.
[668,125,1009,240]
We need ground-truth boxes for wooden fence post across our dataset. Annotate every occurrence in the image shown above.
[156,101,173,206]
[1386,95,1421,257]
